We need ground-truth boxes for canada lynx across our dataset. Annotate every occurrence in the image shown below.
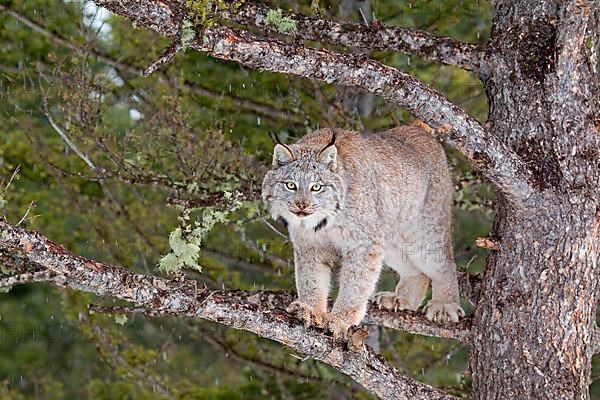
[262,126,464,339]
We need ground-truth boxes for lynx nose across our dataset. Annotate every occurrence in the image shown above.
[296,201,310,210]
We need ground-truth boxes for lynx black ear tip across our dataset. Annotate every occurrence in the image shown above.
[318,130,337,157]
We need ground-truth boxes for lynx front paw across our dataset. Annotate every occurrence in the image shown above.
[372,291,413,312]
[326,314,352,341]
[424,300,464,323]
[286,301,327,329]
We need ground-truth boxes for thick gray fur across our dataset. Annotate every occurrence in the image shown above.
[262,126,464,339]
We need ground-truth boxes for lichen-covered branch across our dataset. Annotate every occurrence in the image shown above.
[93,0,534,204]
[0,220,460,400]
[225,1,488,72]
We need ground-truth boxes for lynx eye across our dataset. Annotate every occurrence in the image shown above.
[285,181,297,191]
[311,183,323,192]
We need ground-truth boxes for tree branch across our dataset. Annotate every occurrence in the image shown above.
[41,98,100,172]
[226,1,488,72]
[366,308,472,343]
[93,0,534,204]
[0,269,57,287]
[0,220,462,399]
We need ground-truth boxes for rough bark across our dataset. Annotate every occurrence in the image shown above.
[471,1,600,398]
[0,220,466,400]
[225,1,488,71]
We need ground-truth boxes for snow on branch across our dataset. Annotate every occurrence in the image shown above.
[0,220,464,399]
[94,0,534,203]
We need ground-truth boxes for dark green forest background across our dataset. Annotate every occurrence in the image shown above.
[0,0,598,398]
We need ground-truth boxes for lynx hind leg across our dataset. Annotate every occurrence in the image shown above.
[424,267,464,323]
[373,273,429,312]
[423,264,464,322]
[424,299,465,322]
[407,242,464,322]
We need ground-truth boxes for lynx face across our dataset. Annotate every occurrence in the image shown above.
[262,141,345,231]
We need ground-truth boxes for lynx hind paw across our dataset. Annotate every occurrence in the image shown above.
[372,291,413,312]
[286,301,327,329]
[424,300,465,323]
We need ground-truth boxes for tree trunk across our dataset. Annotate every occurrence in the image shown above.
[471,0,600,398]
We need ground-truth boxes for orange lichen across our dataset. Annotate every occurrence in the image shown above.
[476,236,500,251]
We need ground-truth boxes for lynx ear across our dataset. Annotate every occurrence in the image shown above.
[273,144,295,167]
[318,130,337,168]
[318,145,337,167]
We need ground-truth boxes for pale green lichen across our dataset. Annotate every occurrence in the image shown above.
[158,191,243,274]
[0,263,12,274]
[114,314,128,325]
[158,227,202,274]
[180,19,196,48]
[186,0,246,28]
[265,9,298,36]
[185,181,199,195]
[586,37,594,49]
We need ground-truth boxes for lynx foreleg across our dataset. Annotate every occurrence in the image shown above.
[328,244,383,340]
[287,245,331,328]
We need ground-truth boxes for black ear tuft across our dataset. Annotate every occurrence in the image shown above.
[273,144,295,167]
[269,132,295,167]
[318,130,337,157]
